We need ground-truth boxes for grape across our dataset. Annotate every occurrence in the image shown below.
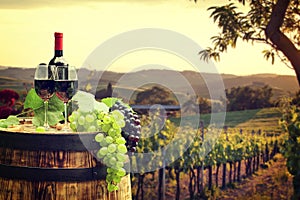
[117,144,127,154]
[95,133,104,142]
[133,135,140,142]
[110,100,141,153]
[78,116,85,125]
[70,122,77,131]
[101,124,111,132]
[108,128,117,137]
[87,125,96,132]
[103,115,111,124]
[128,134,135,141]
[107,168,113,174]
[68,115,75,123]
[111,122,120,130]
[117,168,126,177]
[100,140,108,147]
[116,152,126,162]
[103,156,110,165]
[85,114,95,123]
[105,136,114,144]
[108,144,117,153]
[36,126,46,132]
[97,149,105,159]
[129,147,136,152]
[108,184,118,192]
[72,110,80,118]
[116,161,124,168]
[109,157,117,166]
[113,176,121,183]
[111,110,124,121]
[116,137,126,145]
[99,147,108,156]
[134,119,141,125]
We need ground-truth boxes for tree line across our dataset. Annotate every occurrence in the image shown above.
[132,85,274,114]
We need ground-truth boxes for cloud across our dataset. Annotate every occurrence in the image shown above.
[0,0,168,9]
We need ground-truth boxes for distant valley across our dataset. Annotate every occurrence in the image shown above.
[0,66,298,100]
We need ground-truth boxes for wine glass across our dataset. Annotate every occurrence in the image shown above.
[54,65,78,131]
[34,63,55,130]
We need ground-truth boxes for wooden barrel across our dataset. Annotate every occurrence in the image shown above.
[0,128,132,200]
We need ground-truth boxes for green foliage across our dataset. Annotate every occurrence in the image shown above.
[132,109,281,199]
[135,112,277,172]
[24,88,64,126]
[198,0,300,71]
[134,86,178,105]
[279,98,300,199]
[0,115,19,128]
[101,97,119,108]
[225,85,273,111]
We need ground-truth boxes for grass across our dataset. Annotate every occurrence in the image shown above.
[170,107,282,129]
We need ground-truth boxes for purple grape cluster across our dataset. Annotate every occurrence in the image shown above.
[111,100,141,153]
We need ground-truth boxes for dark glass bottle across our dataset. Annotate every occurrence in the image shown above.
[48,32,68,79]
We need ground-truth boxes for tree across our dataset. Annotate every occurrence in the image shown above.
[135,86,178,106]
[292,89,300,106]
[195,0,300,85]
[134,86,178,114]
[95,82,113,100]
[225,85,273,111]
[135,86,178,105]
[198,96,211,113]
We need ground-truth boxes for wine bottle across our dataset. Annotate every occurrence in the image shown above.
[48,32,69,79]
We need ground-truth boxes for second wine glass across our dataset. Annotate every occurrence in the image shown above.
[54,65,78,131]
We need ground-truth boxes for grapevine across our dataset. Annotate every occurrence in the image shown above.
[279,99,300,200]
[132,115,281,199]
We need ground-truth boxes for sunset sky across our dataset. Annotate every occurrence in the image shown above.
[0,0,296,76]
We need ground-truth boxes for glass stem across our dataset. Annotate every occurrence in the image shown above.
[44,100,49,129]
[64,102,68,130]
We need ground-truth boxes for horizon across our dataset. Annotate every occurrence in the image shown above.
[0,65,296,77]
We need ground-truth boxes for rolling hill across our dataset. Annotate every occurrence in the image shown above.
[0,66,298,100]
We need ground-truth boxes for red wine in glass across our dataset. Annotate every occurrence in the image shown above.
[54,65,78,131]
[55,80,78,103]
[34,79,55,101]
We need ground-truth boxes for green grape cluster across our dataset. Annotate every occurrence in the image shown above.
[95,110,128,192]
[69,110,98,132]
[68,103,128,192]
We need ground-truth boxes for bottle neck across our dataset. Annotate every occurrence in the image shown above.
[54,50,63,57]
[54,33,63,57]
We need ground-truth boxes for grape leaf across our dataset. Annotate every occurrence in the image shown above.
[48,94,65,112]
[32,107,64,127]
[0,115,19,127]
[24,88,43,110]
[5,115,19,126]
[101,97,119,108]
[72,90,97,112]
[24,88,64,126]
[94,101,109,113]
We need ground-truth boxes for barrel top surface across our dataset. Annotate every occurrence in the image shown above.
[0,117,100,135]
[0,121,101,151]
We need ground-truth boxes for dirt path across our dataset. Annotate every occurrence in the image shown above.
[217,154,293,200]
